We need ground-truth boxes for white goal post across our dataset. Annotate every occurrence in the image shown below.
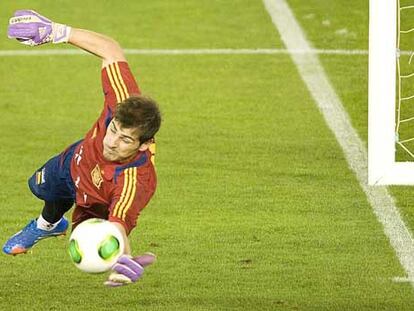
[368,0,414,185]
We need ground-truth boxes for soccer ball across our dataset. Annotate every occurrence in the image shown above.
[68,218,125,273]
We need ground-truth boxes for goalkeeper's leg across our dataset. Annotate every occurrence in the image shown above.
[38,199,73,229]
[2,200,73,255]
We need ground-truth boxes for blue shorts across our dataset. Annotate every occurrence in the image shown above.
[28,140,82,203]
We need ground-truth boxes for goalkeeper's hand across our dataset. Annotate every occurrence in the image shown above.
[104,253,156,287]
[8,10,71,46]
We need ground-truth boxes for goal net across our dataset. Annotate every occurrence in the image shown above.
[368,0,414,184]
[396,1,414,161]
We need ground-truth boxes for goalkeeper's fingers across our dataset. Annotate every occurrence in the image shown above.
[12,10,39,19]
[104,281,125,287]
[104,271,133,287]
[9,10,51,25]
[17,39,36,46]
[134,252,156,267]
[8,23,37,39]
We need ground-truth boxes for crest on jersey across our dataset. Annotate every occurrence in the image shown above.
[91,164,104,189]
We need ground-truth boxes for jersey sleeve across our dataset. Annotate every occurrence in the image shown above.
[108,164,157,235]
[101,61,141,110]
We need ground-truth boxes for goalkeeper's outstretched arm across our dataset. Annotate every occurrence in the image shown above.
[69,28,127,68]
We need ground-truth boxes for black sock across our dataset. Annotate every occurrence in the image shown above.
[41,199,74,223]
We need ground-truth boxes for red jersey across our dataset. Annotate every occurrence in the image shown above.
[70,62,156,235]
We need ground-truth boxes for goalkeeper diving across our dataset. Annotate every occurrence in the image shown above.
[3,10,162,287]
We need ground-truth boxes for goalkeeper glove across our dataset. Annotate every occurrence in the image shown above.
[8,10,71,46]
[104,253,156,287]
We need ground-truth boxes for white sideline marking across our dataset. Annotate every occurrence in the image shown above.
[1,48,413,57]
[0,48,369,57]
[393,277,414,283]
[263,0,414,288]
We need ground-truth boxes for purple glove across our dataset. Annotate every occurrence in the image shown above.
[8,10,71,46]
[104,253,156,287]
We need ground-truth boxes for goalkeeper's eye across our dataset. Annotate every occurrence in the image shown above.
[110,121,117,134]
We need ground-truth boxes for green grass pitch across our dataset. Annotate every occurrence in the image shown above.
[1,0,414,310]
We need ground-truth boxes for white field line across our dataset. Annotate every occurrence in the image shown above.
[1,48,413,57]
[393,277,414,283]
[263,0,414,289]
[0,48,368,57]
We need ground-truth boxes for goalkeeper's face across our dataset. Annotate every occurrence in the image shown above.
[103,119,148,163]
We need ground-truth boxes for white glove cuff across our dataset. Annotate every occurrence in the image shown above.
[52,23,72,44]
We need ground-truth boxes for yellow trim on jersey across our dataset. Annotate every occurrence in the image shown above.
[121,167,137,221]
[109,63,126,102]
[36,171,42,184]
[105,62,132,104]
[106,65,121,103]
[112,168,138,220]
[112,168,131,217]
[149,143,156,165]
[114,62,129,99]
[91,127,97,139]
[116,167,136,219]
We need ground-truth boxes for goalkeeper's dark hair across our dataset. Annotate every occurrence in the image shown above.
[114,95,161,144]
